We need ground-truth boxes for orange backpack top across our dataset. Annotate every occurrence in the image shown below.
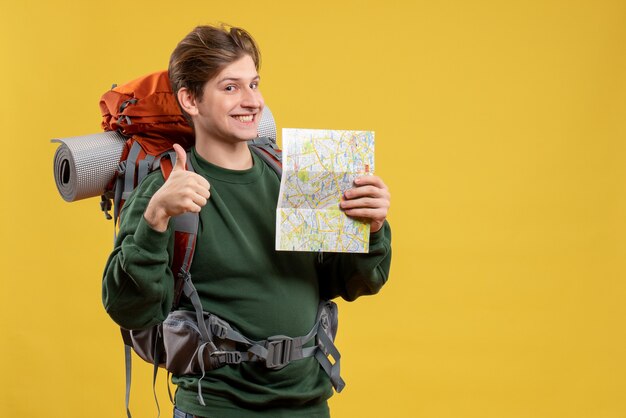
[100,70,194,146]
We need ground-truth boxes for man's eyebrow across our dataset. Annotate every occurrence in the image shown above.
[217,75,260,83]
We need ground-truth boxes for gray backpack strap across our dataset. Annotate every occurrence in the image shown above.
[167,372,174,405]
[122,141,142,200]
[124,344,133,418]
[249,136,281,159]
[150,150,175,173]
[113,161,125,236]
[314,302,345,392]
[113,140,142,239]
[169,156,218,406]
[151,329,163,418]
[249,137,282,177]
[138,154,156,184]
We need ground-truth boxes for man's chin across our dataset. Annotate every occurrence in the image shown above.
[233,128,261,141]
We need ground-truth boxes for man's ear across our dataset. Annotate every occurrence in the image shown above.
[177,87,199,117]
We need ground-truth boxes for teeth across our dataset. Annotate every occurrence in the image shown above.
[234,115,253,122]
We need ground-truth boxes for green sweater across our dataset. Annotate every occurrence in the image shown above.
[102,148,392,417]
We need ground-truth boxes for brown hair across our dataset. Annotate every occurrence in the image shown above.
[168,24,261,119]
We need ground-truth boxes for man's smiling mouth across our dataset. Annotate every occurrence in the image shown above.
[232,114,255,122]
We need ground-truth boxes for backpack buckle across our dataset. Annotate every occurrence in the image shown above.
[265,336,293,369]
[100,195,113,220]
[117,160,127,175]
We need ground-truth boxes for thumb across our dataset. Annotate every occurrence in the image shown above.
[172,143,187,171]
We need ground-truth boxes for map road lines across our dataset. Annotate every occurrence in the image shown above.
[276,128,375,253]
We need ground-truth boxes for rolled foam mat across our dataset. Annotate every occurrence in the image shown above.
[52,131,127,202]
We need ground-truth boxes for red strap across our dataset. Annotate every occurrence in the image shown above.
[160,151,197,308]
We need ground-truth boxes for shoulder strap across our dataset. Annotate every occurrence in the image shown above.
[161,151,219,406]
[122,150,203,418]
[159,151,201,309]
[249,137,282,177]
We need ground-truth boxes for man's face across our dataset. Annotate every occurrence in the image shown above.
[192,54,264,144]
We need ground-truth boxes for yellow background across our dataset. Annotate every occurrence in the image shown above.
[1,0,625,417]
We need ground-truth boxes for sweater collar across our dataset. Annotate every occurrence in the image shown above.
[190,147,264,184]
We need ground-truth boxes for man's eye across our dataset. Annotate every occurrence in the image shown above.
[250,82,259,90]
[225,85,236,92]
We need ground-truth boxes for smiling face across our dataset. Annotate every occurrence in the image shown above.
[183,54,264,146]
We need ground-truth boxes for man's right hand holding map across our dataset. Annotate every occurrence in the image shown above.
[339,174,390,234]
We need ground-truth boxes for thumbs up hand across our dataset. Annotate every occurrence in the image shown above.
[171,142,189,173]
[144,144,211,232]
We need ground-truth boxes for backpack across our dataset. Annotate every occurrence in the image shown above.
[98,70,281,224]
[95,71,343,416]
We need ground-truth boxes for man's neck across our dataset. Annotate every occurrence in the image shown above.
[194,138,253,170]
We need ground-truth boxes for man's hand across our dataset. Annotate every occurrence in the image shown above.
[144,144,211,232]
[340,175,390,233]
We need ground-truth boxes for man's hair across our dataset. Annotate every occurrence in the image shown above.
[168,24,261,120]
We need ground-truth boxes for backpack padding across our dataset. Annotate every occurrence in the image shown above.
[257,106,276,140]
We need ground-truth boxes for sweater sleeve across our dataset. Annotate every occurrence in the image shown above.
[102,174,176,330]
[317,220,392,301]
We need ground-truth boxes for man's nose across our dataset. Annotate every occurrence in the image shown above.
[241,88,263,108]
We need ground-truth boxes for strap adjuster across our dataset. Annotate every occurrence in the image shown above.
[177,268,192,282]
[321,314,330,330]
[265,336,293,369]
[209,317,228,339]
[210,350,242,365]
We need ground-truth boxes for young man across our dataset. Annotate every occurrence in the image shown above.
[103,25,392,417]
